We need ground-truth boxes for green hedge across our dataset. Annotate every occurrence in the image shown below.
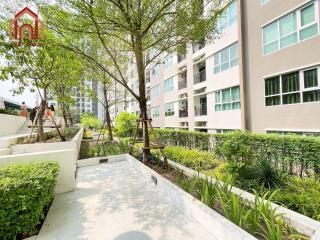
[156,129,320,177]
[0,162,60,239]
[163,146,219,171]
[0,109,19,116]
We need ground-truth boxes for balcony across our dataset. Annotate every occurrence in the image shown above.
[194,106,207,116]
[194,70,206,84]
[179,99,188,118]
[192,40,205,53]
[178,81,187,90]
[177,54,186,63]
[194,96,207,116]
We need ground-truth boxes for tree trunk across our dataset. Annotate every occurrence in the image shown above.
[61,103,68,126]
[38,99,46,142]
[65,104,74,126]
[103,83,113,142]
[134,37,150,164]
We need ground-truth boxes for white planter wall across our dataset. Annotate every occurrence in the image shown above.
[0,114,25,136]
[0,149,75,194]
[0,127,84,194]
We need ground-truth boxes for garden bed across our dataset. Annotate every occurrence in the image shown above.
[146,161,309,240]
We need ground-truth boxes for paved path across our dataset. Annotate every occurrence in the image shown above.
[37,161,215,240]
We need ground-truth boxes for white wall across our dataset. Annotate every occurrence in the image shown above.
[0,149,75,194]
[0,114,25,136]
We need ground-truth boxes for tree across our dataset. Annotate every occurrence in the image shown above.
[115,112,138,138]
[0,29,83,141]
[38,0,227,161]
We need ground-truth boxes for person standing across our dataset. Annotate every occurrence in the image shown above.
[20,102,28,119]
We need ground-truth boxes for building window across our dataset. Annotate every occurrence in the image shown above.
[263,1,319,55]
[151,64,160,76]
[214,42,239,74]
[216,0,237,34]
[151,106,160,118]
[261,0,270,5]
[215,86,240,111]
[164,77,174,92]
[164,54,173,69]
[265,67,320,106]
[165,102,175,116]
[151,84,160,97]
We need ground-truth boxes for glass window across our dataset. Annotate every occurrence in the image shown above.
[151,64,159,76]
[282,72,300,93]
[229,1,237,26]
[263,2,319,55]
[164,54,173,69]
[214,54,220,74]
[230,43,239,67]
[261,0,270,5]
[151,84,160,97]
[214,42,238,74]
[164,77,174,92]
[165,102,175,116]
[304,69,318,88]
[303,89,320,102]
[301,3,315,26]
[265,76,280,96]
[265,67,320,106]
[263,21,279,54]
[215,86,240,111]
[300,3,318,41]
[279,13,297,48]
[151,106,160,118]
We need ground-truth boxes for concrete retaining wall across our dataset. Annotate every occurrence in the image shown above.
[0,149,75,194]
[0,127,84,194]
[0,114,25,136]
[126,154,257,240]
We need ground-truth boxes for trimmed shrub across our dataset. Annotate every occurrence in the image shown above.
[156,129,320,177]
[0,162,60,239]
[163,146,219,171]
[0,108,19,116]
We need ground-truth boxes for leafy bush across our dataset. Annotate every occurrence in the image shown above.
[115,112,138,137]
[273,177,320,221]
[0,108,19,116]
[45,127,80,141]
[163,146,219,171]
[80,113,101,129]
[82,129,93,139]
[0,162,60,239]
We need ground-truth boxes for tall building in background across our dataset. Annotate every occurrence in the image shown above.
[75,80,99,118]
[125,0,320,136]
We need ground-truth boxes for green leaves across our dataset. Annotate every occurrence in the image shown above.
[115,112,138,137]
[0,162,60,239]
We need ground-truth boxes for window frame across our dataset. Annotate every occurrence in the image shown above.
[214,42,239,74]
[165,102,175,116]
[264,66,320,106]
[262,0,320,55]
[164,77,174,93]
[151,105,160,118]
[150,84,160,97]
[214,86,241,111]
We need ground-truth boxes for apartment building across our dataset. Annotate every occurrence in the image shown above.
[125,0,320,135]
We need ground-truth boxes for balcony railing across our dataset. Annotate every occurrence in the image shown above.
[179,109,188,118]
[195,106,207,116]
[194,70,206,84]
[178,81,187,90]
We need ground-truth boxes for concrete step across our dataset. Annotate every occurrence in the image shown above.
[0,147,11,156]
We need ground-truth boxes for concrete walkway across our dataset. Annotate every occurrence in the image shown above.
[37,161,216,240]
